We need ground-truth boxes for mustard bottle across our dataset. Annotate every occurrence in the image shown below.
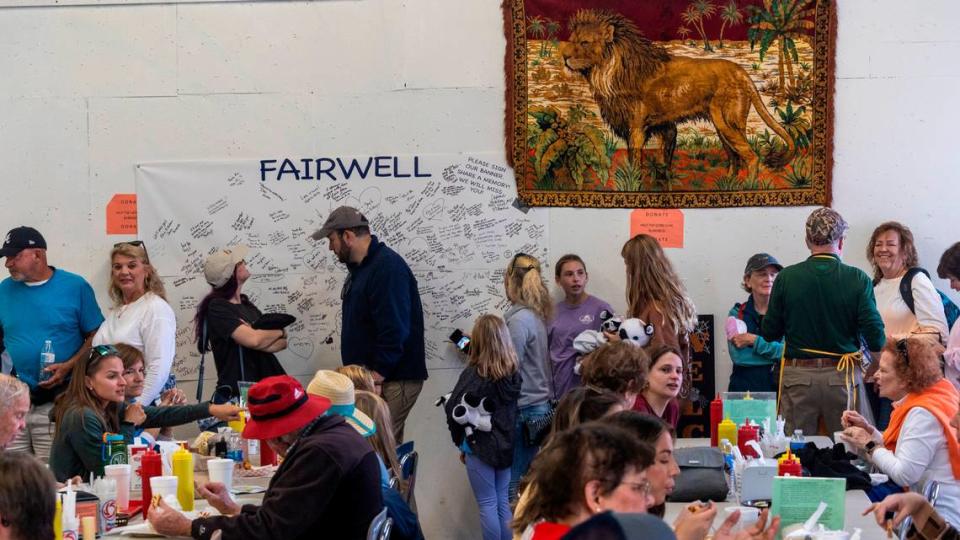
[172,447,195,511]
[717,416,738,446]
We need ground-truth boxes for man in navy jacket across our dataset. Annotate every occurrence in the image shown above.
[312,206,427,442]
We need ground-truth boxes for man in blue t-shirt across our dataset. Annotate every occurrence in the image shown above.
[0,226,104,462]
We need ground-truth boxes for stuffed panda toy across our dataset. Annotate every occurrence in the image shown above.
[573,310,655,356]
[450,392,494,446]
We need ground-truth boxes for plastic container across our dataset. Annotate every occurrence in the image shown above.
[790,429,806,453]
[139,449,162,519]
[102,433,127,465]
[710,395,723,447]
[150,476,181,511]
[718,417,738,447]
[40,340,55,382]
[104,464,131,512]
[207,458,235,493]
[172,448,194,511]
[737,419,760,458]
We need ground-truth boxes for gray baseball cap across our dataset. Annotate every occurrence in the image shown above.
[744,253,783,275]
[310,206,369,241]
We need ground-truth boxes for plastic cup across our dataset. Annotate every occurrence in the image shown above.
[104,464,131,511]
[723,506,760,532]
[150,476,178,498]
[207,458,235,492]
[834,431,855,454]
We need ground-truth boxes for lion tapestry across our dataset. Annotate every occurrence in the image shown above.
[504,0,836,208]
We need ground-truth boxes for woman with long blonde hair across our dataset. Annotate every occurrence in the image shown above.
[445,314,521,540]
[620,234,697,374]
[93,241,177,406]
[354,389,403,488]
[502,253,554,501]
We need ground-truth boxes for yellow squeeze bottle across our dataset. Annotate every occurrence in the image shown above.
[54,496,63,540]
[227,410,246,434]
[172,447,195,511]
[717,416,738,446]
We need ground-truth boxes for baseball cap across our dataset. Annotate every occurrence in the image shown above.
[310,206,369,241]
[805,207,848,246]
[242,375,331,440]
[0,226,46,258]
[744,253,783,275]
[203,245,249,288]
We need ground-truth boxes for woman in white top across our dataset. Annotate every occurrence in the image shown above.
[867,222,948,342]
[93,242,176,406]
[841,337,960,529]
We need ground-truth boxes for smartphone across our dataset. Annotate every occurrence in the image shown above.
[449,329,471,354]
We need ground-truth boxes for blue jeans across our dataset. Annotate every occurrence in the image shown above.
[510,402,551,501]
[465,454,512,540]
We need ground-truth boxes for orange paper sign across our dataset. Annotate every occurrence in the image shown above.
[106,194,138,235]
[630,209,683,248]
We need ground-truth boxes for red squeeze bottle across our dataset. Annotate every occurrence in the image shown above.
[259,440,277,466]
[737,419,761,458]
[710,395,723,447]
[778,448,803,477]
[140,449,162,518]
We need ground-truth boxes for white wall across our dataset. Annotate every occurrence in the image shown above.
[1,1,958,538]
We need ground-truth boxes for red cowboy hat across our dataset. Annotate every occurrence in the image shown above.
[242,376,331,440]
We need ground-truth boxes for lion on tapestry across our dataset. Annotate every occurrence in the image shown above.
[560,9,795,179]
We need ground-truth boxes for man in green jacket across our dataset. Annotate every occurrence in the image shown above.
[762,208,885,435]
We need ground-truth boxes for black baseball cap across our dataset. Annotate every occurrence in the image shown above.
[744,253,783,275]
[0,227,47,258]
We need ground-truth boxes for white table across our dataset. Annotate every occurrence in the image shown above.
[668,438,885,536]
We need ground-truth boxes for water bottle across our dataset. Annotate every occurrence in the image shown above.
[790,429,806,453]
[39,340,55,382]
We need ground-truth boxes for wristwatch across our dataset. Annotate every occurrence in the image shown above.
[865,441,878,454]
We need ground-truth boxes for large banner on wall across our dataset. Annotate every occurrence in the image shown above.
[136,154,548,385]
[504,0,836,208]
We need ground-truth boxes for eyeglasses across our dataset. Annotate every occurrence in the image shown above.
[89,344,120,363]
[113,240,150,262]
[619,479,652,496]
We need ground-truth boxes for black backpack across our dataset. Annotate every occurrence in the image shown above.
[900,267,959,330]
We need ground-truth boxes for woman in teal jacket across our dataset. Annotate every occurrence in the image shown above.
[728,254,785,393]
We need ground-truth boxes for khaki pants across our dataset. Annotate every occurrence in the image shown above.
[381,379,423,444]
[780,365,856,436]
[6,401,55,463]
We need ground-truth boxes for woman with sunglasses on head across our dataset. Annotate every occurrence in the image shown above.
[841,337,960,528]
[49,344,240,482]
[92,241,177,406]
[193,246,287,403]
[502,253,554,500]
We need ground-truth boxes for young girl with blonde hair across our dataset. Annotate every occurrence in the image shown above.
[619,235,697,380]
[445,314,521,540]
[502,253,554,501]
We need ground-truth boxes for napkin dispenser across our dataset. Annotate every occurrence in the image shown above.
[739,458,778,503]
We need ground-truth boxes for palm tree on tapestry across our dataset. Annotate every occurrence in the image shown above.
[747,0,816,97]
[527,16,547,57]
[544,18,561,57]
[717,0,744,49]
[681,0,717,52]
[677,25,693,45]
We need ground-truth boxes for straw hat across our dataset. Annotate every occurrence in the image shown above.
[306,370,376,437]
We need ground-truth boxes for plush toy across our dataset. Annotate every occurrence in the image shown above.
[573,310,655,355]
[450,392,494,446]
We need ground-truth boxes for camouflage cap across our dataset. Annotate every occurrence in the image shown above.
[805,207,848,246]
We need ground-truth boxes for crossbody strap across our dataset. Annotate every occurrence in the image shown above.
[196,319,208,402]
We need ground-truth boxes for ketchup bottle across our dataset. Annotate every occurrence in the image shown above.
[710,395,723,447]
[140,449,162,518]
[778,448,803,476]
[737,418,761,458]
[259,440,277,466]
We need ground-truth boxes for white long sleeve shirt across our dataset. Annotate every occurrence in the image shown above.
[870,406,960,529]
[874,273,948,343]
[93,292,177,405]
